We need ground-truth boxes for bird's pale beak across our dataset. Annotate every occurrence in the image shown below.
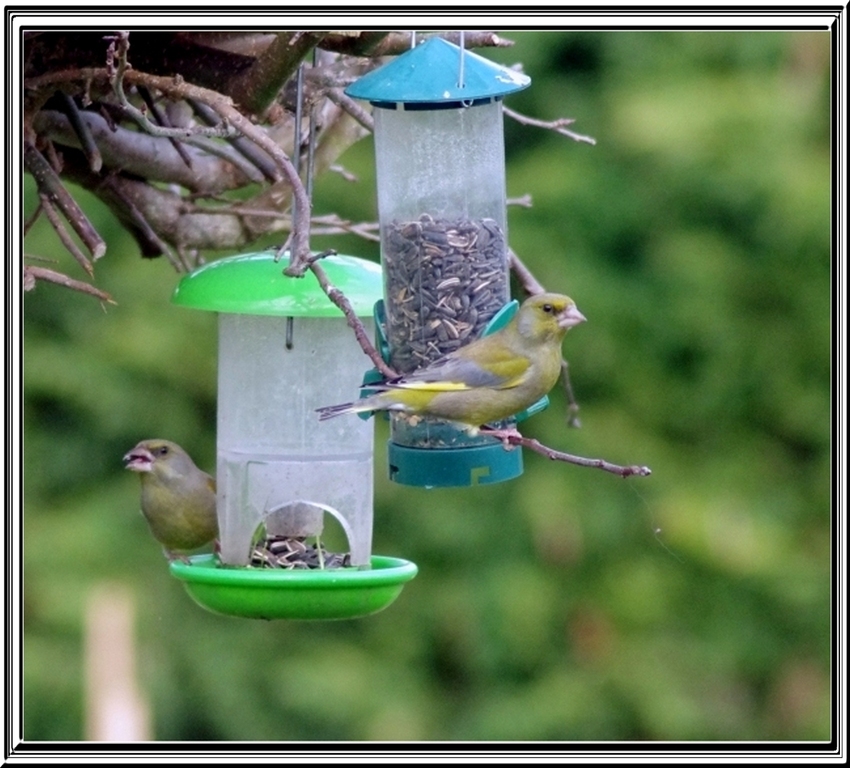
[558,303,587,329]
[123,446,154,472]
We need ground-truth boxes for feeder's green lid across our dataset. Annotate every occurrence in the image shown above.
[345,37,530,105]
[172,252,382,317]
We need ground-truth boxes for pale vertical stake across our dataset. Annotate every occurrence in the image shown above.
[84,584,152,741]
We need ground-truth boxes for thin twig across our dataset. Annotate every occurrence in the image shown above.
[508,247,581,426]
[507,194,533,208]
[103,177,188,271]
[213,207,381,242]
[307,256,397,379]
[23,140,106,260]
[508,247,546,296]
[23,199,44,236]
[38,194,94,277]
[328,163,358,183]
[503,105,597,145]
[325,87,374,132]
[136,84,194,169]
[355,30,513,57]
[57,90,102,172]
[187,97,282,182]
[480,428,651,478]
[23,253,59,264]
[24,265,115,304]
[180,134,268,184]
[309,214,380,242]
[560,359,582,429]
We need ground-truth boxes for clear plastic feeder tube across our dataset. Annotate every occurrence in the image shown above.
[375,101,510,375]
[216,313,374,566]
[374,101,512,453]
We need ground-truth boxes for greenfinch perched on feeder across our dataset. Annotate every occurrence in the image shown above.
[123,439,218,560]
[317,292,586,430]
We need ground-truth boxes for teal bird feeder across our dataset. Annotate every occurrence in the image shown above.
[169,252,417,620]
[345,36,533,487]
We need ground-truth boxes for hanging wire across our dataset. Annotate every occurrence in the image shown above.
[285,56,316,352]
[305,48,318,201]
[291,62,305,230]
[282,64,307,349]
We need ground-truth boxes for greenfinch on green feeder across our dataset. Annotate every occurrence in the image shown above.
[317,292,586,431]
[123,439,218,561]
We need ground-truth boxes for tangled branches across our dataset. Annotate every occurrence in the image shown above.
[23,29,596,301]
[22,30,522,299]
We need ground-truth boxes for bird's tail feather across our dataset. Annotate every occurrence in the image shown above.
[316,402,366,421]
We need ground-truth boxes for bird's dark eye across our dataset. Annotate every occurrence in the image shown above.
[156,446,169,456]
[542,303,554,314]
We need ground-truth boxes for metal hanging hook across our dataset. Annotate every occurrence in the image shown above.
[285,316,294,350]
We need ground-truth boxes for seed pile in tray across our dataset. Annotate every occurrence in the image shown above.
[249,535,350,570]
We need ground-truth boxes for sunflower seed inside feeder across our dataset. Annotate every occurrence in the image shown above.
[384,214,509,373]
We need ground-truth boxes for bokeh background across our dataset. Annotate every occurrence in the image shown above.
[22,30,832,741]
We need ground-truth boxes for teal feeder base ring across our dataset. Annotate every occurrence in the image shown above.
[170,555,418,620]
[388,440,523,487]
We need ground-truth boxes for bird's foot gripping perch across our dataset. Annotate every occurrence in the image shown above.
[479,425,524,450]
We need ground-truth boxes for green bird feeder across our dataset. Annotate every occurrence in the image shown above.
[169,252,417,620]
[346,36,537,487]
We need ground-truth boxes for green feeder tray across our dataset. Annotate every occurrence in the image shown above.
[170,555,418,620]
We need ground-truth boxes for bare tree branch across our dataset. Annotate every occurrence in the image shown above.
[508,247,547,296]
[341,30,513,57]
[480,428,651,478]
[24,265,115,304]
[560,359,582,429]
[34,109,261,192]
[56,90,102,172]
[23,139,106,260]
[508,247,582,427]
[187,97,282,182]
[226,31,328,116]
[38,194,94,277]
[27,65,314,267]
[136,84,194,169]
[307,256,398,379]
[504,105,597,145]
[325,87,374,132]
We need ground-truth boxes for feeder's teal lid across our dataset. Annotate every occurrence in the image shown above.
[345,37,530,105]
[172,251,382,317]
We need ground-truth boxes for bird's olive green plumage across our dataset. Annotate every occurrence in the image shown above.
[317,293,586,428]
[123,439,218,559]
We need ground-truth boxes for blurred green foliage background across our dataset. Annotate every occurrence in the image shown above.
[23,30,832,742]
